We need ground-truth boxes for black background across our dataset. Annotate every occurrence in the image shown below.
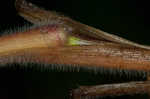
[0,0,150,99]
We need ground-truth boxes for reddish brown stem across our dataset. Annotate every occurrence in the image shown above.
[71,81,150,99]
[1,43,150,72]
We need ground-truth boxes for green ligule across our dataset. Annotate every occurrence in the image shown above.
[68,36,95,46]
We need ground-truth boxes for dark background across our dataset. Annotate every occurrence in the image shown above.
[0,0,150,99]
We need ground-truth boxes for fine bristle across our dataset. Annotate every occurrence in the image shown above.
[0,22,31,36]
[0,61,147,81]
[0,22,64,36]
